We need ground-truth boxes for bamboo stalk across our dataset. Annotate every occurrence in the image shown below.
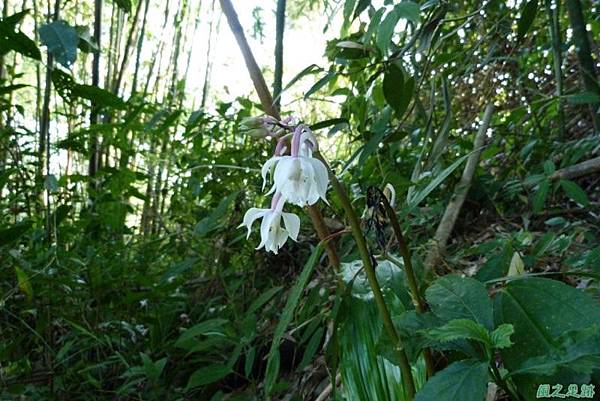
[273,0,286,111]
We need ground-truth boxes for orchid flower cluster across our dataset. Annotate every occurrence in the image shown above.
[239,117,330,254]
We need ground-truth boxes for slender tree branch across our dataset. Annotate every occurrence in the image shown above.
[550,156,600,181]
[219,0,278,118]
[425,103,495,273]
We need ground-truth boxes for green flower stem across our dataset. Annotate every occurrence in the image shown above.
[379,191,435,377]
[386,254,436,378]
[315,151,416,399]
[379,196,425,313]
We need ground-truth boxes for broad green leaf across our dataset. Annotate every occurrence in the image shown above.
[383,62,407,117]
[72,84,126,109]
[414,360,489,401]
[140,353,167,384]
[186,364,231,389]
[343,0,358,24]
[39,20,79,67]
[340,258,410,307]
[425,319,492,348]
[510,327,600,377]
[14,266,33,300]
[0,12,41,60]
[542,160,555,175]
[340,295,427,400]
[517,0,539,41]
[51,69,126,109]
[494,277,600,400]
[425,275,493,329]
[560,179,589,206]
[264,243,324,394]
[475,242,513,282]
[395,310,443,362]
[532,232,556,257]
[376,9,401,55]
[161,257,199,281]
[394,2,420,24]
[490,324,514,349]
[358,129,386,166]
[353,0,371,20]
[364,7,385,45]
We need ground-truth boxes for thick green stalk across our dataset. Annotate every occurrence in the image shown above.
[315,151,416,399]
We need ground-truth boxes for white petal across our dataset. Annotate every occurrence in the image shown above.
[261,157,280,190]
[282,212,300,241]
[259,212,275,247]
[309,157,330,202]
[240,208,268,239]
[277,229,289,248]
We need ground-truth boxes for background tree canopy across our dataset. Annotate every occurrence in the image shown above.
[0,0,599,400]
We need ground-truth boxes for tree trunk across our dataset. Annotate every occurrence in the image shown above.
[131,0,150,94]
[219,0,278,117]
[565,0,600,130]
[425,104,495,274]
[113,0,143,96]
[200,0,219,109]
[89,0,102,182]
[39,0,60,232]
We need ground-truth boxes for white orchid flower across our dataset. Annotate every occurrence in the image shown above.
[239,192,300,254]
[262,125,329,207]
[272,155,328,206]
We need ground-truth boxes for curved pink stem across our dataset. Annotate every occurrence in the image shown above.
[291,124,307,157]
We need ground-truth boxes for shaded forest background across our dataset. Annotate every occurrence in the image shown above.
[0,0,599,400]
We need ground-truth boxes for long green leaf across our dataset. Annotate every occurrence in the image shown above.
[264,243,324,393]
